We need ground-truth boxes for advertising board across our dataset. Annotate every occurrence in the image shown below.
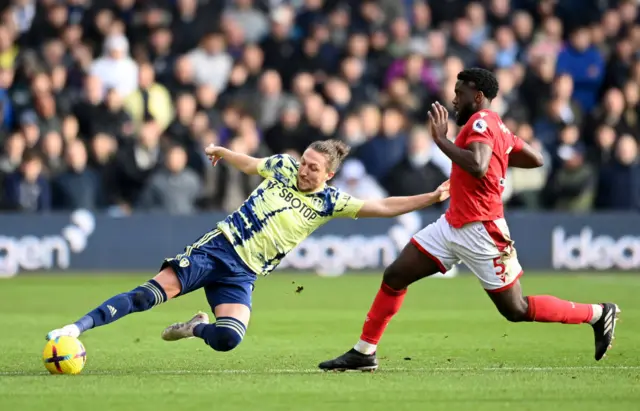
[1,210,639,277]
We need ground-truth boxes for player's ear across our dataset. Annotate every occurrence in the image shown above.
[326,171,335,181]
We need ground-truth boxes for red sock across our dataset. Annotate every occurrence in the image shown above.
[526,295,593,324]
[360,283,407,345]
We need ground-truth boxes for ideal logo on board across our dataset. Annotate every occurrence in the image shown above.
[552,227,640,270]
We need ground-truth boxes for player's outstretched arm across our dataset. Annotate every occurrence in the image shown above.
[356,180,450,218]
[204,144,262,175]
[508,139,544,169]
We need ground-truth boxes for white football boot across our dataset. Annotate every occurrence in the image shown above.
[161,312,210,341]
[46,324,81,341]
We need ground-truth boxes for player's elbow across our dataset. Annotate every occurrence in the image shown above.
[532,153,545,168]
[471,170,486,179]
[521,152,544,169]
[470,164,489,179]
[469,156,490,178]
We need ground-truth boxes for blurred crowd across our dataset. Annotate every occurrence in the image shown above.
[0,0,639,215]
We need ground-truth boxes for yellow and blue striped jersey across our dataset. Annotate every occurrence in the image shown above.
[217,154,364,276]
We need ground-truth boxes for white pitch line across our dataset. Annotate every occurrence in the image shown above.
[1,365,639,376]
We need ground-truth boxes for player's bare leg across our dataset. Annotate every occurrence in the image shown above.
[318,242,441,371]
[486,280,620,361]
[152,266,183,299]
[162,304,250,352]
[484,280,529,322]
[46,266,180,340]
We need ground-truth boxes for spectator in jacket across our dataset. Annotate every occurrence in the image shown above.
[90,34,138,98]
[556,24,605,113]
[333,159,387,200]
[596,134,640,210]
[186,31,233,92]
[382,126,448,199]
[52,139,102,210]
[124,62,174,133]
[139,144,201,215]
[3,149,51,212]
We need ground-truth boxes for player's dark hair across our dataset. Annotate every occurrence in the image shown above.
[308,139,351,172]
[457,68,499,100]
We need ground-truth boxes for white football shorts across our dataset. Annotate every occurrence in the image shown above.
[411,214,523,292]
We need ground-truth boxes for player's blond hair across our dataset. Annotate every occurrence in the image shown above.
[308,139,351,172]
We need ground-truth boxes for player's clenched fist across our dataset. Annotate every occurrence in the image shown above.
[428,101,449,140]
[205,144,224,166]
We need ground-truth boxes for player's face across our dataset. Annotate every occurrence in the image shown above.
[297,149,333,192]
[452,80,481,126]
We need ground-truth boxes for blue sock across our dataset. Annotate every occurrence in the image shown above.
[74,279,168,332]
[193,317,246,352]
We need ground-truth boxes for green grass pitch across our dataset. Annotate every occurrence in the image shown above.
[0,273,639,411]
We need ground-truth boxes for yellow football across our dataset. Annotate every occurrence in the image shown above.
[42,336,87,375]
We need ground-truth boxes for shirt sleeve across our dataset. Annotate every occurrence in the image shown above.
[332,191,365,219]
[257,154,298,184]
[464,117,495,148]
[512,135,524,153]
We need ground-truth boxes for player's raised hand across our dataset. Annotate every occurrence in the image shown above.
[428,101,449,140]
[205,144,223,166]
[434,179,450,202]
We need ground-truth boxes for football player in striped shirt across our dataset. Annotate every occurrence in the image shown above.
[46,139,450,354]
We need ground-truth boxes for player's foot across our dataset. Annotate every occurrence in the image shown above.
[591,303,620,361]
[161,312,209,341]
[318,348,379,372]
[46,324,81,341]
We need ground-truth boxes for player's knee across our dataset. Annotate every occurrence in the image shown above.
[500,300,529,323]
[382,265,405,290]
[209,328,243,352]
[129,280,167,312]
[203,317,246,352]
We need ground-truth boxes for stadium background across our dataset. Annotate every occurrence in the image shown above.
[0,1,639,411]
[0,0,639,275]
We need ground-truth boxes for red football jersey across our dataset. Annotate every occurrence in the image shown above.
[445,110,524,228]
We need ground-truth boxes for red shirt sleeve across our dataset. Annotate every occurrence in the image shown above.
[464,116,494,148]
[512,135,524,153]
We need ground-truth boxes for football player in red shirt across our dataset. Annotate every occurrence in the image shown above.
[319,68,619,371]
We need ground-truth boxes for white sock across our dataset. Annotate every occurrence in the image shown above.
[589,304,603,325]
[354,339,377,355]
[63,324,81,337]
